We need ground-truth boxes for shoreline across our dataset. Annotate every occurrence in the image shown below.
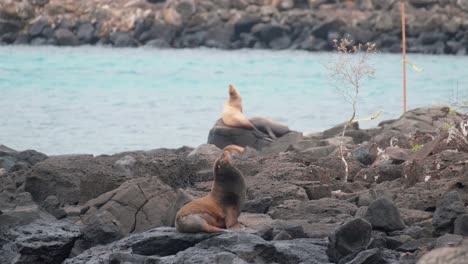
[1,1,468,55]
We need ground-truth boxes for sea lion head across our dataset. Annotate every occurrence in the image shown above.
[229,84,240,99]
[227,84,243,112]
[213,150,241,182]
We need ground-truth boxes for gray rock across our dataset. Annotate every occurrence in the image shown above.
[0,192,56,231]
[41,195,67,219]
[73,211,124,255]
[397,237,435,252]
[300,145,337,160]
[145,38,171,48]
[29,16,50,37]
[435,234,463,248]
[453,214,468,236]
[81,177,177,235]
[54,28,79,46]
[138,23,176,44]
[207,119,272,151]
[326,218,372,262]
[243,196,272,214]
[6,220,81,264]
[364,197,405,231]
[344,248,400,264]
[110,32,137,47]
[432,191,466,236]
[77,23,96,44]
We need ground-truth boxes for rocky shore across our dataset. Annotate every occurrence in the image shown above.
[1,0,468,54]
[1,106,467,264]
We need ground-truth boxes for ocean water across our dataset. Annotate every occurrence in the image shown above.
[0,46,466,155]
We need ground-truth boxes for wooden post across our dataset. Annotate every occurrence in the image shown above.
[401,0,407,112]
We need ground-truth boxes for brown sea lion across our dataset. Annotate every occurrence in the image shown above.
[222,84,257,130]
[223,144,245,154]
[175,150,246,233]
[249,117,290,139]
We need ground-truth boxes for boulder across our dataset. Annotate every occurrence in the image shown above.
[432,191,466,236]
[269,198,358,229]
[23,154,121,205]
[453,214,468,236]
[363,197,405,231]
[54,28,79,46]
[397,237,435,252]
[110,32,137,47]
[81,177,177,235]
[326,218,373,262]
[207,119,272,150]
[65,227,329,264]
[344,248,400,264]
[0,192,56,231]
[41,195,67,219]
[0,149,47,172]
[3,220,80,264]
[72,211,124,255]
[76,22,96,44]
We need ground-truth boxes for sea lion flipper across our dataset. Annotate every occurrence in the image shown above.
[265,126,277,140]
[224,206,241,229]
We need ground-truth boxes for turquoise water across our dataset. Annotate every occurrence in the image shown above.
[0,46,466,155]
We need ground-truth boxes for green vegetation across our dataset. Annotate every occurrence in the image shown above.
[411,144,424,152]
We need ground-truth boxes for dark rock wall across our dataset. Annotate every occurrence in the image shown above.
[1,0,468,54]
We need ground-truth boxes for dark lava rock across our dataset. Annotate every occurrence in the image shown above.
[173,232,329,264]
[54,28,79,46]
[130,227,217,256]
[363,197,405,231]
[41,195,67,219]
[327,218,372,262]
[0,149,47,172]
[110,32,137,47]
[207,119,274,151]
[145,38,171,48]
[368,231,387,249]
[243,196,273,214]
[77,22,96,44]
[73,211,124,255]
[138,23,176,44]
[66,227,330,264]
[29,16,49,37]
[343,248,400,264]
[396,237,435,252]
[0,192,56,231]
[3,220,81,264]
[453,214,468,236]
[352,143,377,166]
[432,191,466,236]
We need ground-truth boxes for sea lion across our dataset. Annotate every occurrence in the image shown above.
[223,144,245,154]
[175,150,246,233]
[249,117,290,139]
[222,84,257,130]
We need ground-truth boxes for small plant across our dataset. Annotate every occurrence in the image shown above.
[325,38,379,182]
[411,144,424,152]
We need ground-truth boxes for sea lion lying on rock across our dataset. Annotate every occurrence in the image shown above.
[175,150,246,233]
[221,84,290,140]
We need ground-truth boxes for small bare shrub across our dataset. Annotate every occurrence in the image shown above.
[325,38,379,181]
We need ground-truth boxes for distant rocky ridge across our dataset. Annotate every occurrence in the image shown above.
[1,106,467,264]
[1,0,468,54]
